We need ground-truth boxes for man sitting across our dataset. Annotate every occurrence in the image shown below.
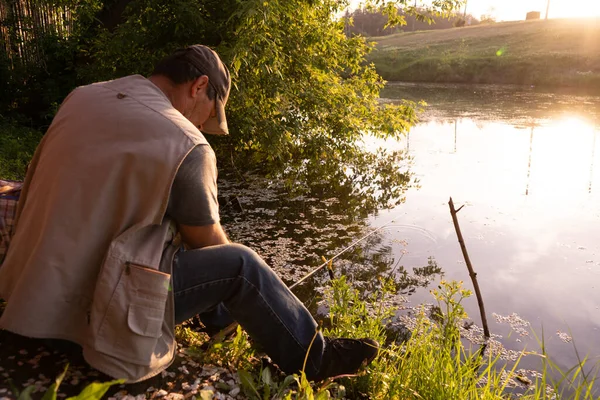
[0,45,378,383]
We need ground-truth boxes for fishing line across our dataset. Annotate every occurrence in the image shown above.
[290,217,399,289]
[208,217,433,340]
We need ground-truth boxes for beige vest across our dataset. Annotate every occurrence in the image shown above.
[0,75,208,382]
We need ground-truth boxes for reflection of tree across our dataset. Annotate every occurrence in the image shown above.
[217,162,440,309]
[281,148,414,216]
[317,233,444,301]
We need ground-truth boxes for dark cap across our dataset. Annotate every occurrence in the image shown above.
[181,45,231,135]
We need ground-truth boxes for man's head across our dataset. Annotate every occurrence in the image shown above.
[151,45,231,135]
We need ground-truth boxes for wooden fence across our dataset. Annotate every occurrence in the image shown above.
[0,0,73,67]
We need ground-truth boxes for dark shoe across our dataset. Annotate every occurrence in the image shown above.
[309,337,379,381]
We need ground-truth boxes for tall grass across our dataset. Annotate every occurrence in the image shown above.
[324,277,598,399]
[174,275,598,399]
[14,274,597,399]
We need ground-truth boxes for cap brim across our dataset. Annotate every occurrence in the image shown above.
[200,98,228,135]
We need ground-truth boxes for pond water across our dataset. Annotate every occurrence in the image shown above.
[219,82,600,390]
[378,82,600,384]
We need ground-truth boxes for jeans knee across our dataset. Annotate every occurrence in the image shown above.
[228,243,264,267]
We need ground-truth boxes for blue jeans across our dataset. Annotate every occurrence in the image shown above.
[172,243,324,377]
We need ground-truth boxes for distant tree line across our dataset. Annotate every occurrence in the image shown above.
[344,7,482,37]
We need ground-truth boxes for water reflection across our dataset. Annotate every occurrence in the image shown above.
[377,82,600,389]
[218,82,600,392]
[381,82,600,125]
[217,172,441,306]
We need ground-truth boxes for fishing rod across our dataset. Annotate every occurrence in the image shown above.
[207,218,397,341]
[289,218,397,290]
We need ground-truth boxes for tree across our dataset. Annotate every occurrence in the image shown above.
[344,5,479,36]
[3,0,463,209]
[480,6,497,24]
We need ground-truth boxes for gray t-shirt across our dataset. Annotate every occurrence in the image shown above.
[167,145,220,226]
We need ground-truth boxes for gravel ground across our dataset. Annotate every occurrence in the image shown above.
[0,320,249,400]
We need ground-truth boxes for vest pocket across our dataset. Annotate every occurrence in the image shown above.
[92,260,171,366]
[128,304,164,338]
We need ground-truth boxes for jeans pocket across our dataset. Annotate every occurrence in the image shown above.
[92,260,171,366]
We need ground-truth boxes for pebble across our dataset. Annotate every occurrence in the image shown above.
[198,389,214,399]
[165,394,184,400]
[229,387,240,396]
[146,387,156,392]
[161,370,177,378]
[155,389,168,398]
[112,390,129,399]
[182,382,199,392]
[122,395,145,400]
[178,366,189,375]
[201,366,219,376]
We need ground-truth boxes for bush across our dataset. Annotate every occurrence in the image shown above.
[0,119,43,180]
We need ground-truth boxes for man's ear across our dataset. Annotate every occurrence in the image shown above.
[190,75,209,98]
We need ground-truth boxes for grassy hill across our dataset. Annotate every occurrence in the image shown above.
[369,18,600,89]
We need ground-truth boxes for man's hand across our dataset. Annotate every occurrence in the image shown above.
[178,222,230,249]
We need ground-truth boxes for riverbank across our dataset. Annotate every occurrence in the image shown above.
[369,18,600,90]
[3,277,595,399]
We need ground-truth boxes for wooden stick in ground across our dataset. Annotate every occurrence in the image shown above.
[448,197,490,339]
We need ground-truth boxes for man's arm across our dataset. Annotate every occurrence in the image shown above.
[168,145,224,249]
[178,222,229,249]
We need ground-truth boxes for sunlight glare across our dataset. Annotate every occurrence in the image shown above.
[527,116,597,199]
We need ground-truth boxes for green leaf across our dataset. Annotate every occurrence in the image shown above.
[65,379,124,400]
[237,369,260,399]
[41,363,69,400]
[315,389,331,400]
[275,375,296,397]
[260,366,273,386]
[17,386,36,400]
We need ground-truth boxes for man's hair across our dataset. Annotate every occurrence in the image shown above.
[152,50,217,100]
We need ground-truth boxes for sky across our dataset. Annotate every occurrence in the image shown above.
[465,0,600,21]
[350,0,600,22]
